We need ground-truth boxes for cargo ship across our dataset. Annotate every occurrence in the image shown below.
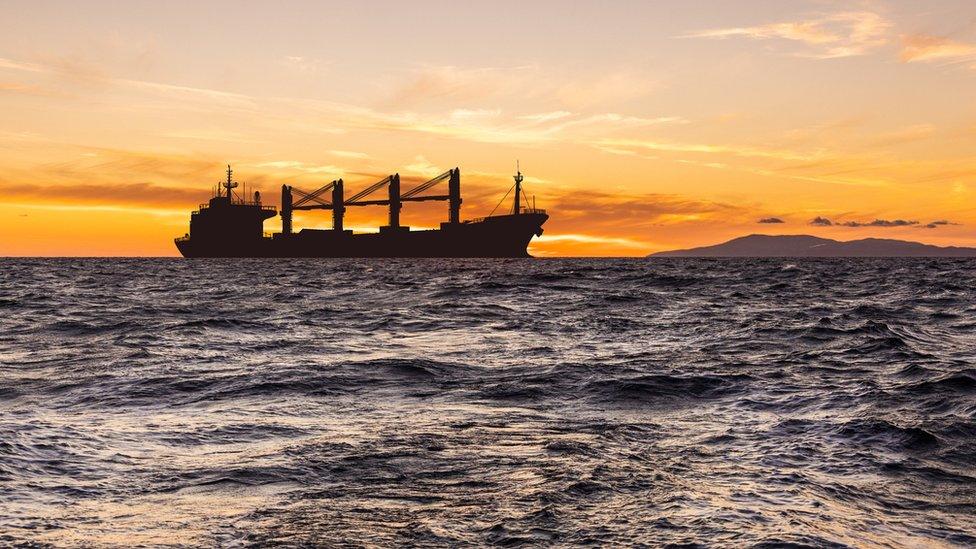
[175,165,548,257]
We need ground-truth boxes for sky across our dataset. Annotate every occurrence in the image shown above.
[1,0,976,256]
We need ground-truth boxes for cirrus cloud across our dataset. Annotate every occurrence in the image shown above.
[686,11,891,59]
[900,34,976,68]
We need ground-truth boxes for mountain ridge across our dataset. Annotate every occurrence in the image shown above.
[649,234,976,257]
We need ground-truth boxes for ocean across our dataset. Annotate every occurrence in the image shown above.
[1,258,974,547]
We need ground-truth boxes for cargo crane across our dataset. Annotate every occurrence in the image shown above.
[279,168,461,235]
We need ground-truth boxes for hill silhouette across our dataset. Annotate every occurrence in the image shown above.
[649,234,976,257]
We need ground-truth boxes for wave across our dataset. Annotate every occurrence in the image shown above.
[585,373,750,405]
[4,257,976,546]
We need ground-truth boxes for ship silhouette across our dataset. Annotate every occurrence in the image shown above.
[175,164,548,257]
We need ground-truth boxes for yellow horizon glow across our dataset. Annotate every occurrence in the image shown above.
[2,1,976,257]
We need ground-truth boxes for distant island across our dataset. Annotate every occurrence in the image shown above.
[649,234,976,258]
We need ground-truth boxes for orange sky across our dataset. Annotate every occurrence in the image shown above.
[2,0,976,256]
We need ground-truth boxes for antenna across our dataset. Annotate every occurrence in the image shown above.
[223,164,239,200]
[512,160,523,215]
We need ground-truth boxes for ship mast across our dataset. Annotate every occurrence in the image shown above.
[223,164,239,201]
[513,161,522,215]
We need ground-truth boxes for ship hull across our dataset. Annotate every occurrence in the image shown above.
[175,213,548,258]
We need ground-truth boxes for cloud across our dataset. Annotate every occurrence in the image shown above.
[921,220,961,229]
[758,217,785,224]
[900,34,976,67]
[254,161,344,175]
[596,133,965,189]
[1,54,677,146]
[520,189,770,256]
[518,111,573,123]
[450,108,502,120]
[387,64,658,110]
[163,129,265,144]
[0,148,264,210]
[807,216,954,228]
[547,190,743,235]
[0,82,70,98]
[592,138,818,162]
[403,155,444,178]
[328,150,369,159]
[387,65,525,107]
[35,148,222,183]
[869,124,936,146]
[0,182,203,207]
[343,108,685,145]
[554,71,659,109]
[0,55,255,107]
[0,57,46,73]
[281,55,326,74]
[840,219,918,227]
[687,11,891,59]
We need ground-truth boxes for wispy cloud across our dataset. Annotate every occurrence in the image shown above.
[591,132,965,189]
[328,150,369,159]
[254,161,344,175]
[0,55,255,107]
[518,111,573,123]
[554,70,660,108]
[0,57,46,73]
[592,137,819,162]
[281,55,326,74]
[758,217,785,224]
[1,182,203,208]
[450,108,502,120]
[336,108,685,145]
[0,82,70,98]
[687,11,891,59]
[403,155,444,178]
[900,34,976,67]
[869,124,935,146]
[0,55,678,146]
[386,64,659,110]
[921,219,961,229]
[548,190,743,233]
[163,129,265,144]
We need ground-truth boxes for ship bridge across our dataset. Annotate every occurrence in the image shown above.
[177,165,276,244]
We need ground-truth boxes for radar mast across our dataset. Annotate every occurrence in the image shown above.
[223,165,239,200]
[513,161,523,215]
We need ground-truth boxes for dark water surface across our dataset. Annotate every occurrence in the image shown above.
[1,258,975,547]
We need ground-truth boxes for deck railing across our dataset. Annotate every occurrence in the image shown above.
[197,201,277,213]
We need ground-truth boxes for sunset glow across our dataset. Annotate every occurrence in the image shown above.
[2,0,975,256]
